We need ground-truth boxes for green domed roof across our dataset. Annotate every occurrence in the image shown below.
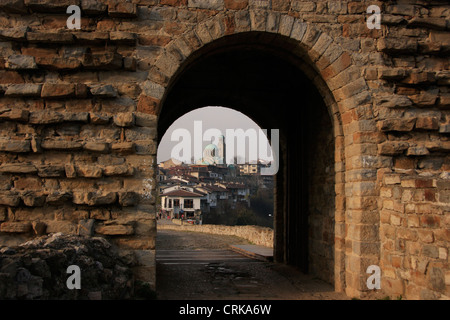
[204,144,218,150]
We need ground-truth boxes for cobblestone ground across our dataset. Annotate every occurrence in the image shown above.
[156,228,350,300]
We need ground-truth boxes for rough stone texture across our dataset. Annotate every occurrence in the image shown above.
[0,0,448,300]
[0,233,155,299]
[159,221,273,248]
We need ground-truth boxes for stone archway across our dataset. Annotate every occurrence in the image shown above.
[149,14,376,295]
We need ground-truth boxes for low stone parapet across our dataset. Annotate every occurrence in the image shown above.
[158,220,273,248]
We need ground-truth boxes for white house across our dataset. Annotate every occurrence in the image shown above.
[161,189,203,219]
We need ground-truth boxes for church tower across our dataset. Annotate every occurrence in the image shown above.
[218,135,226,165]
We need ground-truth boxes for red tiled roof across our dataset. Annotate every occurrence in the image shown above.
[199,185,227,192]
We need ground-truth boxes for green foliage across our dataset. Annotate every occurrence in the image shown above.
[134,280,157,300]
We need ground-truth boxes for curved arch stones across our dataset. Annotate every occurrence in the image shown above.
[148,12,373,297]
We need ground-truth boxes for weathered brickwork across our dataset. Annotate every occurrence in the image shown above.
[0,0,448,299]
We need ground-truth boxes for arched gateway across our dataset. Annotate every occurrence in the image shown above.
[0,1,448,299]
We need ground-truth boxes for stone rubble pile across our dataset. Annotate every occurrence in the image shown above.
[0,232,150,300]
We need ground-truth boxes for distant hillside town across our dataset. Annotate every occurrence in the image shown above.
[157,157,274,227]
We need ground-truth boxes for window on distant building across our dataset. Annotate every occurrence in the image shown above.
[174,199,180,207]
[168,199,172,208]
[184,199,194,209]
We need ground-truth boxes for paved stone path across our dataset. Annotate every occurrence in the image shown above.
[156,229,350,300]
[157,249,257,265]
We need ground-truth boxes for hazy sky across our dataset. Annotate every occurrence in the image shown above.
[157,106,274,164]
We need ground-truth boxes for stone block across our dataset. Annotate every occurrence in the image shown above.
[188,0,224,10]
[378,67,407,80]
[64,112,89,123]
[320,52,352,81]
[46,191,73,205]
[109,31,137,45]
[29,110,64,124]
[0,27,28,41]
[381,278,404,296]
[406,146,430,156]
[125,127,156,141]
[36,57,81,71]
[402,72,435,85]
[224,0,248,10]
[0,163,37,174]
[0,109,30,122]
[83,52,123,70]
[74,31,109,43]
[415,117,439,130]
[95,224,134,235]
[0,222,31,233]
[292,1,315,12]
[76,165,103,178]
[45,221,77,234]
[114,113,135,127]
[374,94,412,108]
[73,191,117,206]
[137,95,159,115]
[0,139,31,153]
[118,191,139,207]
[278,14,294,36]
[377,38,417,54]
[108,1,137,18]
[84,142,110,153]
[5,55,37,70]
[4,84,42,97]
[40,139,83,151]
[89,84,118,98]
[103,165,134,176]
[41,83,87,99]
[301,23,321,48]
[111,142,135,154]
[309,32,333,62]
[81,0,107,14]
[14,176,41,190]
[377,118,416,132]
[21,192,46,207]
[27,32,74,44]
[409,89,438,107]
[135,113,157,127]
[421,216,440,229]
[0,191,21,206]
[422,245,439,259]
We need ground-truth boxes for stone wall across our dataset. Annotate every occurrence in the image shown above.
[0,0,448,299]
[158,220,274,248]
[379,173,449,299]
[0,0,158,288]
[306,97,336,285]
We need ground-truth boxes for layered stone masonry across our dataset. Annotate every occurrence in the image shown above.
[0,0,448,298]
